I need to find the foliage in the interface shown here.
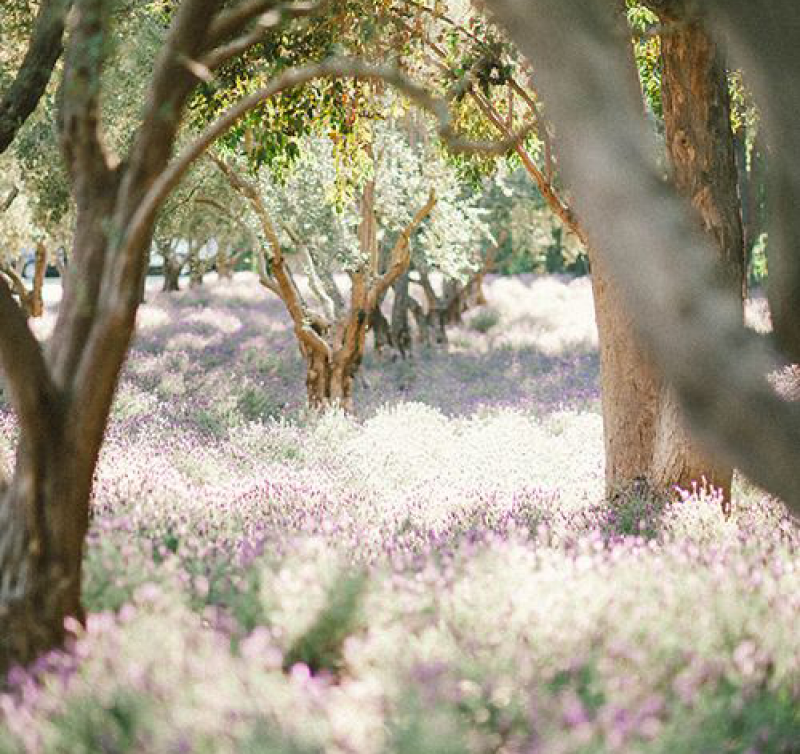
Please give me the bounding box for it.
[480,166,586,275]
[749,232,769,287]
[467,305,500,333]
[241,121,490,286]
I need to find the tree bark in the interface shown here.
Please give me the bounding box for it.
[369,306,393,353]
[0,0,270,675]
[649,7,745,502]
[588,251,661,494]
[163,258,182,291]
[28,242,48,317]
[305,345,359,411]
[390,270,412,357]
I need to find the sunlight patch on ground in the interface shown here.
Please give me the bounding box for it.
[470,274,598,355]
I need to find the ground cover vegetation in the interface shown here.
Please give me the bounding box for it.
[1,276,798,753]
[0,0,798,750]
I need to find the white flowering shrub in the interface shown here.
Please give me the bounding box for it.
[0,276,797,754]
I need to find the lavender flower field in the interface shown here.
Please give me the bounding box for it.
[1,275,797,753]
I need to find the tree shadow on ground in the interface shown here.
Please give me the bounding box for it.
[357,344,600,419]
[104,278,604,430]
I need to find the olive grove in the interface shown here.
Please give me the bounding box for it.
[0,0,517,673]
[2,0,798,684]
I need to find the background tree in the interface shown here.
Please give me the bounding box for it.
[213,127,455,409]
[644,0,745,503]
[153,160,250,291]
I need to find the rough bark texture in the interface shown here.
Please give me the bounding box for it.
[1,0,282,675]
[485,0,800,514]
[650,9,746,502]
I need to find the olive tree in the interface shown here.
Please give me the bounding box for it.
[0,0,339,675]
[213,126,482,408]
[0,0,520,672]
[483,0,800,515]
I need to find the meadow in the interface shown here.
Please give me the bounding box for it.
[0,274,797,753]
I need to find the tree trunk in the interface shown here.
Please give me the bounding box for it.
[216,245,235,279]
[0,435,89,674]
[390,271,412,357]
[408,296,431,347]
[189,261,204,288]
[305,351,355,411]
[442,278,463,326]
[163,258,182,292]
[369,307,393,353]
[651,10,746,503]
[28,243,48,317]
[588,251,661,495]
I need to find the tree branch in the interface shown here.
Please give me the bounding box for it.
[119,56,531,272]
[210,154,330,358]
[0,0,71,155]
[57,0,113,192]
[1,186,20,214]
[0,278,60,442]
[368,189,436,308]
[206,0,277,46]
[201,1,323,71]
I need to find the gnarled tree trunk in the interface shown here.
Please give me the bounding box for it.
[1,0,295,676]
[649,5,746,503]
[305,347,362,411]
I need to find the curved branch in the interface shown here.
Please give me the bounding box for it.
[368,189,436,308]
[210,154,330,358]
[0,0,71,155]
[202,1,324,70]
[119,56,530,271]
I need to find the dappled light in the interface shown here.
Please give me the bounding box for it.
[1,0,798,751]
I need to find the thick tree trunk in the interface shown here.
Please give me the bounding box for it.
[588,251,661,494]
[0,436,90,674]
[652,11,745,503]
[305,351,355,411]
